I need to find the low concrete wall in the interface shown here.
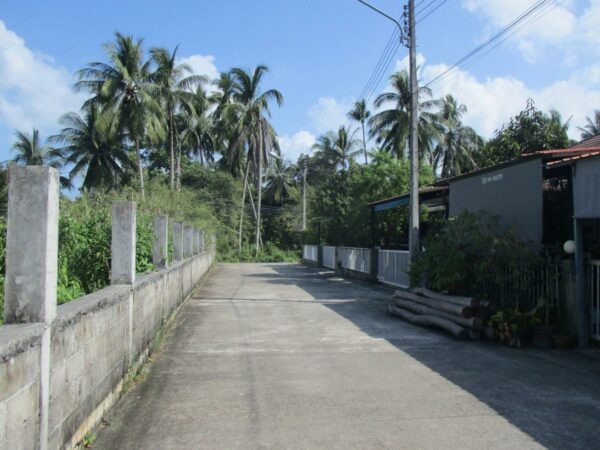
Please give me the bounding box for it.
[0,324,44,449]
[0,250,214,450]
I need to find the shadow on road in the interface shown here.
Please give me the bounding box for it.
[261,263,600,450]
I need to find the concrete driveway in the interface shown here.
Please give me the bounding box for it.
[94,263,600,449]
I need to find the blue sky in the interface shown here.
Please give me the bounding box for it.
[1,0,599,164]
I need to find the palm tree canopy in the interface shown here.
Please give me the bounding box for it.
[11,128,63,167]
[226,65,284,177]
[369,69,440,159]
[578,109,600,140]
[433,95,482,178]
[51,105,130,190]
[348,99,371,123]
[312,127,360,171]
[265,159,297,205]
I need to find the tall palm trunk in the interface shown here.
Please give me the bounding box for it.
[255,124,263,256]
[246,182,264,247]
[361,120,368,164]
[134,137,145,200]
[238,158,251,251]
[169,108,175,190]
[175,146,182,192]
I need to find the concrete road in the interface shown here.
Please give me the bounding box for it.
[95,263,600,450]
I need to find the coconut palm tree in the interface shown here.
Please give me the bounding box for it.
[51,106,130,190]
[369,69,439,160]
[432,95,481,178]
[76,32,160,199]
[11,128,63,166]
[186,85,215,165]
[228,65,283,254]
[347,100,371,164]
[578,110,600,140]
[312,127,360,171]
[150,46,207,190]
[265,159,297,205]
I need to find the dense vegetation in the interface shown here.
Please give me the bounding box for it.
[1,30,599,324]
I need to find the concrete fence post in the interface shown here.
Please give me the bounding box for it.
[173,221,184,261]
[370,247,379,283]
[152,215,168,268]
[111,201,136,285]
[184,225,194,258]
[199,229,205,252]
[4,166,59,450]
[193,227,200,255]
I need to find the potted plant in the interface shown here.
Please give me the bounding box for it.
[489,308,538,348]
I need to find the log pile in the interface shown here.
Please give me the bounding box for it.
[387,287,494,340]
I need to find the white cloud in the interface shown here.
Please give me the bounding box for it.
[178,54,219,81]
[0,20,82,135]
[421,59,600,139]
[278,130,316,162]
[307,96,354,134]
[461,0,600,64]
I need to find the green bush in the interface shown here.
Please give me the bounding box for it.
[410,211,540,298]
[219,242,300,263]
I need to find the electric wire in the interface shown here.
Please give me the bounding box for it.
[417,0,449,23]
[424,0,552,88]
[436,0,568,89]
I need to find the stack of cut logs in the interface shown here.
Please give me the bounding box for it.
[387,287,494,340]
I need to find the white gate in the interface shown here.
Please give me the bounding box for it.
[337,247,370,274]
[303,245,318,262]
[323,246,336,269]
[378,250,410,288]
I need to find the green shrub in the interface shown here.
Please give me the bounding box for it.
[410,211,541,298]
[219,241,300,263]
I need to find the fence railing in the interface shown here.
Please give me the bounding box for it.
[323,246,336,269]
[303,245,318,262]
[589,260,600,342]
[378,250,410,288]
[472,262,560,311]
[338,247,371,274]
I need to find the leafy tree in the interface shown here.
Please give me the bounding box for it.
[578,109,600,140]
[478,100,571,167]
[76,32,162,199]
[52,105,131,190]
[228,65,283,253]
[369,69,440,160]
[347,99,371,164]
[150,46,206,190]
[432,95,482,178]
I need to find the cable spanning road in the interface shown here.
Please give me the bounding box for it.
[95,263,600,449]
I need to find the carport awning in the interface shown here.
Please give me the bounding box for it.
[368,186,449,213]
[373,198,408,212]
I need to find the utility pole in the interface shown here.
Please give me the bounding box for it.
[407,0,420,263]
[358,0,420,266]
[302,165,307,231]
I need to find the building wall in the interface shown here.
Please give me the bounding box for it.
[449,158,543,244]
[574,156,600,219]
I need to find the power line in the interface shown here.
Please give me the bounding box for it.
[415,0,438,17]
[436,0,567,88]
[417,0,449,23]
[424,0,552,89]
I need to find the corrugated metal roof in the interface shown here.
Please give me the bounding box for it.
[571,135,600,149]
[546,151,600,168]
